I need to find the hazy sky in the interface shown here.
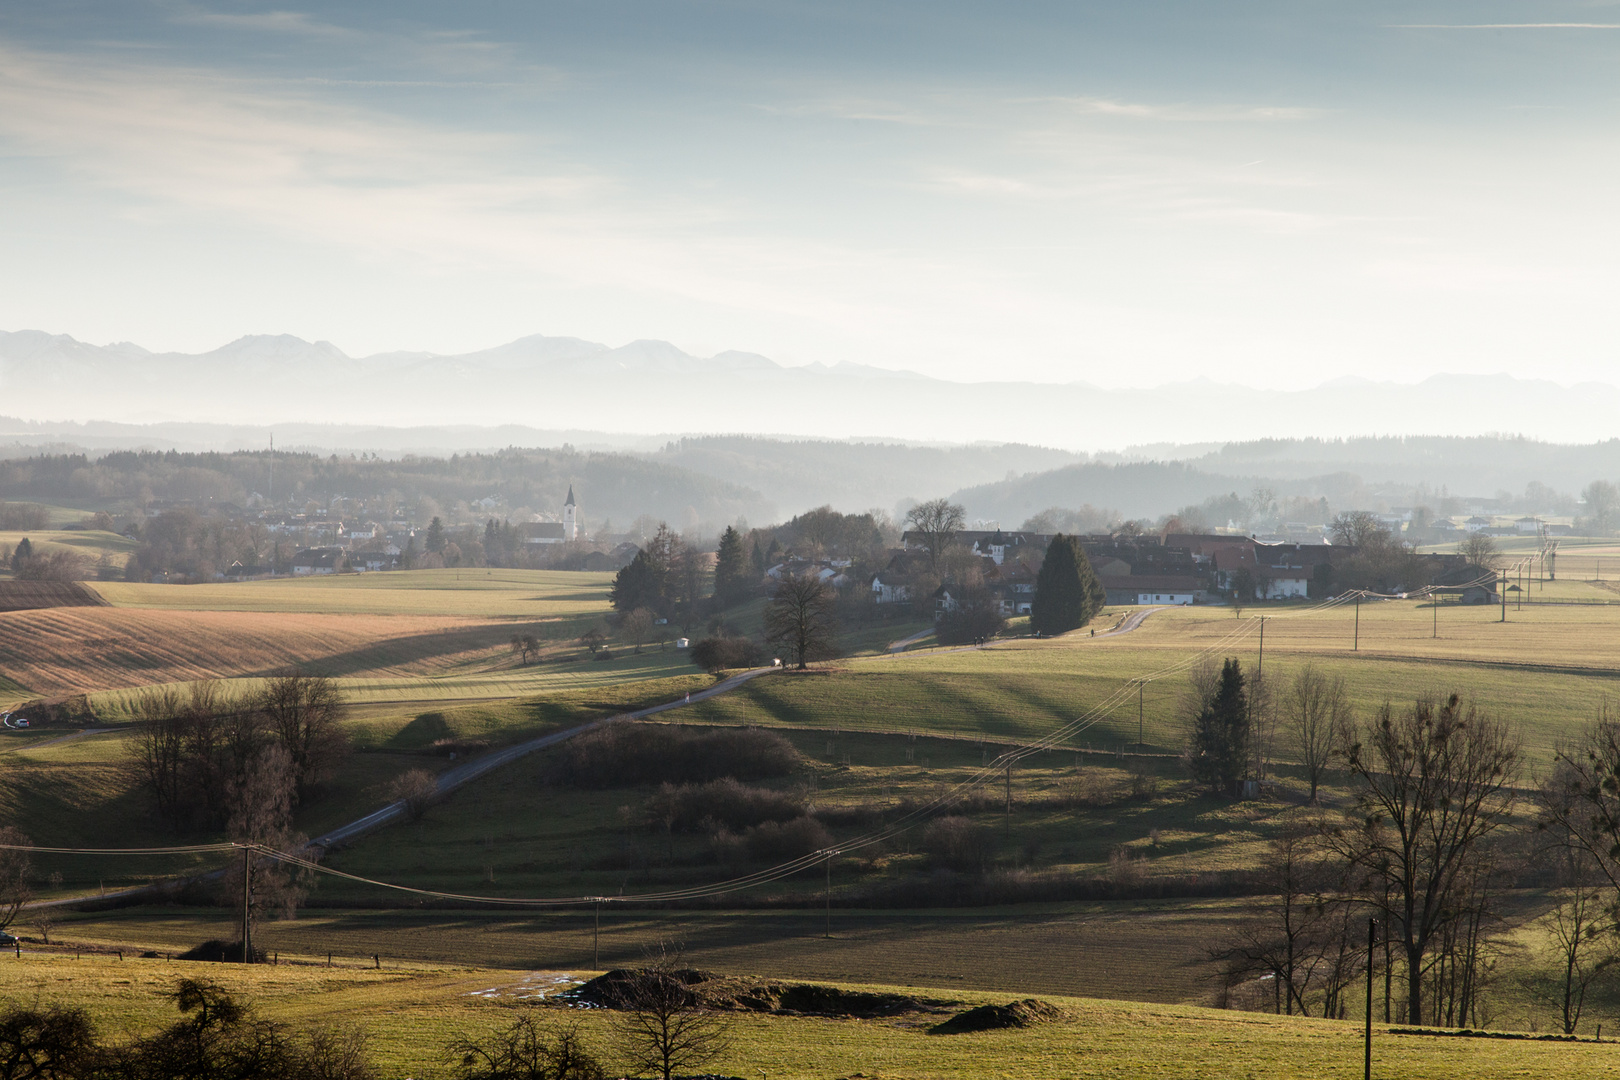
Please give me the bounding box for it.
[2,2,1618,388]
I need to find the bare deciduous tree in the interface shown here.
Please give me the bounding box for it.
[446,1015,604,1080]
[1286,665,1350,802]
[1328,693,1518,1025]
[610,946,732,1080]
[257,671,349,794]
[0,827,33,932]
[388,768,439,822]
[903,498,966,575]
[764,571,840,669]
[1460,532,1500,570]
[621,608,656,655]
[223,744,309,939]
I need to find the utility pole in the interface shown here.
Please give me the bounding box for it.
[1256,617,1265,682]
[593,899,601,968]
[240,846,252,965]
[1353,596,1360,652]
[1432,593,1437,639]
[1137,681,1144,749]
[1364,918,1375,1080]
[824,852,835,938]
[1500,571,1507,623]
[1004,759,1013,835]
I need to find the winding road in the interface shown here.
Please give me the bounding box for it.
[29,604,1175,909]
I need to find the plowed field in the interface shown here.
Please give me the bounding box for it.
[0,607,510,696]
[0,580,108,612]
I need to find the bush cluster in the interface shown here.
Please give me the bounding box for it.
[643,777,804,832]
[712,815,832,862]
[688,635,766,673]
[549,722,801,788]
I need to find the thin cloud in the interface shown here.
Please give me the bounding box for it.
[168,5,355,36]
[1389,23,1620,29]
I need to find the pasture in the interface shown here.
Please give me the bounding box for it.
[0,953,1615,1079]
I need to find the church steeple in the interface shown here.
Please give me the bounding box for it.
[563,485,578,540]
[565,485,576,507]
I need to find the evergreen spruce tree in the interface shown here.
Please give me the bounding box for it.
[610,550,659,614]
[1190,658,1250,798]
[713,526,749,608]
[1030,534,1105,635]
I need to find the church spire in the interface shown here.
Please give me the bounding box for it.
[565,485,576,507]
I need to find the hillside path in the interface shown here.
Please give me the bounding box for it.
[311,664,778,849]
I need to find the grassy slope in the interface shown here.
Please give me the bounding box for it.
[2,955,1613,1079]
[685,600,1620,763]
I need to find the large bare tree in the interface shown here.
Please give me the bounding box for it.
[0,827,32,933]
[1328,693,1518,1025]
[903,498,966,575]
[1285,665,1350,803]
[257,671,349,794]
[764,571,839,669]
[610,946,732,1080]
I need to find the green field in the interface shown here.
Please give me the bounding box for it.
[1,953,1615,1079]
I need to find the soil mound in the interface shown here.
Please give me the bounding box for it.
[930,998,1064,1034]
[569,968,717,1008]
[176,939,266,964]
[568,970,948,1019]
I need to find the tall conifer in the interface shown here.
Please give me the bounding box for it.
[1031,534,1104,635]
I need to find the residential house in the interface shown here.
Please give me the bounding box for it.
[518,522,567,545]
[291,548,344,575]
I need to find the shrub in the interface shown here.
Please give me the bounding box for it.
[689,636,766,674]
[921,815,991,872]
[743,815,832,861]
[388,768,439,822]
[934,589,1007,646]
[445,1015,603,1080]
[643,778,804,832]
[550,723,802,788]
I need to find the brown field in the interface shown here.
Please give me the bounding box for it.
[0,580,108,612]
[0,607,512,696]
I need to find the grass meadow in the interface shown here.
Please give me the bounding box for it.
[1,952,1617,1079]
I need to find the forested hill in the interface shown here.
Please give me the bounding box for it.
[1133,436,1620,494]
[0,449,771,530]
[653,437,1083,516]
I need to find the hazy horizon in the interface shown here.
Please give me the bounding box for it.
[3,3,1619,401]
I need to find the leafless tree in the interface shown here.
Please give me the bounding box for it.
[1326,693,1518,1025]
[764,571,840,669]
[223,744,309,936]
[1330,510,1389,548]
[128,686,187,824]
[1286,665,1350,802]
[1212,821,1357,1017]
[388,768,439,822]
[610,945,732,1080]
[1460,533,1500,570]
[621,608,656,655]
[0,827,32,932]
[446,1014,604,1080]
[1539,709,1620,902]
[257,671,349,794]
[903,498,966,575]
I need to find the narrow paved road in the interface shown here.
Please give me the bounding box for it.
[29,605,1180,910]
[311,664,778,849]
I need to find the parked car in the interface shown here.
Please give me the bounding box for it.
[12,719,28,728]
[0,933,18,946]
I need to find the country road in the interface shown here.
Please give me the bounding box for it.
[27,604,1177,911]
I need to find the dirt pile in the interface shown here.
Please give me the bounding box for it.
[930,998,1064,1034]
[568,970,950,1019]
[568,968,717,1008]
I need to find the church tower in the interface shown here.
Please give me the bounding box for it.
[563,485,578,541]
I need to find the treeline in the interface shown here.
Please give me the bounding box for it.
[127,674,348,834]
[1190,657,1620,1034]
[0,448,767,529]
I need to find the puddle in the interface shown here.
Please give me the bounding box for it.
[464,972,584,1001]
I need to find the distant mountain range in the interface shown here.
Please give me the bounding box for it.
[5,329,1620,450]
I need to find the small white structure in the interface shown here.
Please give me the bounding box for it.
[675,637,690,649]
